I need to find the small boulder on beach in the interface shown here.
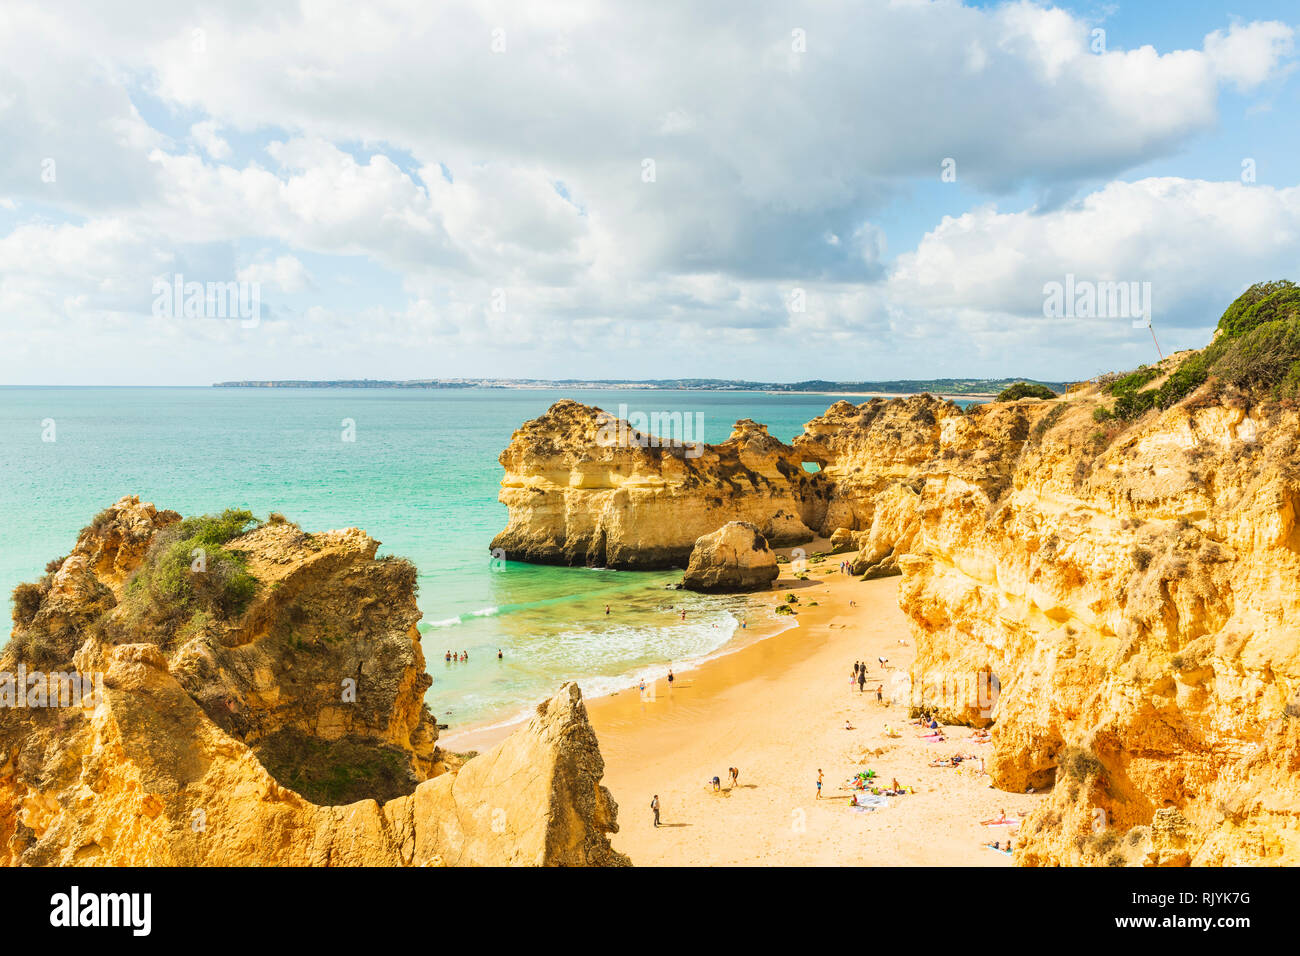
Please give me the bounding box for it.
[681,521,780,593]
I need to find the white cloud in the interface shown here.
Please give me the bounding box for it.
[190,120,232,161]
[237,255,312,293]
[888,178,1300,330]
[0,1,1297,384]
[1205,20,1296,91]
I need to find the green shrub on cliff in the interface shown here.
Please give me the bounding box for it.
[121,509,261,634]
[1213,316,1300,394]
[1155,352,1211,409]
[1103,366,1159,397]
[1150,280,1300,410]
[995,381,1057,402]
[178,508,258,547]
[1216,279,1300,339]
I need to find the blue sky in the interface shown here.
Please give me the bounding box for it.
[1,0,1298,384]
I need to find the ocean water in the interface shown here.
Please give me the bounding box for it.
[0,387,968,731]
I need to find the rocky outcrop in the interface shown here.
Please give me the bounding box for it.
[492,350,1300,865]
[490,400,824,569]
[681,521,779,593]
[901,389,1300,866]
[1,498,627,866]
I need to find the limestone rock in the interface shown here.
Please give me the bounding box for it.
[491,354,1300,865]
[1,499,626,867]
[490,400,819,569]
[829,528,856,554]
[681,522,779,593]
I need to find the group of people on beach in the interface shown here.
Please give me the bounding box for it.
[444,649,505,662]
[653,767,741,826]
[849,661,883,700]
[708,767,740,792]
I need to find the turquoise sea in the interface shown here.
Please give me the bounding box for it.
[0,387,970,733]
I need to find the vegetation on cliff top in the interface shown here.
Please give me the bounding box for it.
[995,381,1057,402]
[1093,280,1300,422]
[118,508,261,637]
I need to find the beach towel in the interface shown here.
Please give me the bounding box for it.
[849,794,888,810]
[984,844,1012,855]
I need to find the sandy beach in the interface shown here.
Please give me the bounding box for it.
[443,551,1041,866]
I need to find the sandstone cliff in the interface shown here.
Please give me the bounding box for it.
[491,290,1300,864]
[900,383,1300,866]
[490,399,825,568]
[2,498,627,866]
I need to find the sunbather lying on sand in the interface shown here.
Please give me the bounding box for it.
[980,809,1021,826]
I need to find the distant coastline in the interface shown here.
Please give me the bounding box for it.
[212,376,1068,397]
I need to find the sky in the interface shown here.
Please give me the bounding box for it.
[1,0,1298,385]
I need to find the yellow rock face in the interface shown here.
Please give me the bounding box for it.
[491,400,823,568]
[495,384,1300,865]
[896,390,1300,865]
[1,498,627,867]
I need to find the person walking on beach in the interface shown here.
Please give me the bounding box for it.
[816,769,823,799]
[651,794,660,828]
[667,667,675,688]
[857,669,867,693]
[729,767,739,788]
[876,684,883,704]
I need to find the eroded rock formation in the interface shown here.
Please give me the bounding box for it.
[493,361,1300,865]
[490,400,825,568]
[681,521,779,593]
[1,497,627,866]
